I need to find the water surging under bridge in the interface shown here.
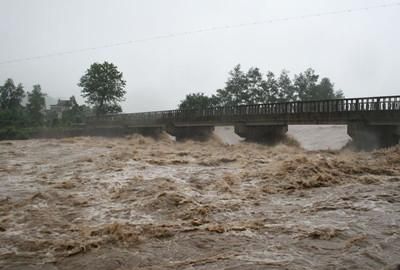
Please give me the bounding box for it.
[88,95,400,149]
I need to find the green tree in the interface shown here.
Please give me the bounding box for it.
[277,70,295,102]
[246,67,265,104]
[179,92,217,110]
[78,61,126,116]
[216,64,249,106]
[294,69,344,100]
[312,78,344,100]
[0,78,27,129]
[0,78,25,111]
[293,68,319,101]
[178,65,345,110]
[334,89,345,99]
[264,71,279,102]
[27,85,46,126]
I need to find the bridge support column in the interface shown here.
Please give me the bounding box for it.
[166,125,214,141]
[234,123,288,144]
[347,123,400,150]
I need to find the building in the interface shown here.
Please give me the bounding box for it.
[48,99,72,119]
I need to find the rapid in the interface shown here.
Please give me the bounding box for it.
[0,126,399,269]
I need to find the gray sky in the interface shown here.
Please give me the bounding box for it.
[0,0,399,112]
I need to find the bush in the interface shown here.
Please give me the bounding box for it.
[0,126,31,140]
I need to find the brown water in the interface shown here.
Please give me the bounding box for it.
[0,134,399,270]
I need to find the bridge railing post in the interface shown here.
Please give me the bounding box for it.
[359,98,363,111]
[395,97,400,111]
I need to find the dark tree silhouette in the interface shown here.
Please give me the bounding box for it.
[0,78,25,111]
[79,61,126,116]
[27,85,46,126]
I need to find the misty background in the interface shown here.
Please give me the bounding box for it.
[0,0,399,112]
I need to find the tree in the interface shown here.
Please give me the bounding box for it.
[293,68,319,101]
[27,85,46,126]
[277,70,295,102]
[313,78,344,100]
[246,67,265,104]
[0,79,27,128]
[179,92,217,110]
[178,65,345,110]
[294,69,344,101]
[334,89,345,99]
[78,61,126,116]
[216,64,249,106]
[264,71,279,102]
[0,78,25,111]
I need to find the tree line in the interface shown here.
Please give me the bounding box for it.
[0,79,93,125]
[0,79,46,127]
[1,61,345,139]
[179,65,344,110]
[0,61,126,138]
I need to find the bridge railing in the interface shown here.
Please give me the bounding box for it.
[87,95,400,124]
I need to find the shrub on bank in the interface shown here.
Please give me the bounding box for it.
[0,127,32,140]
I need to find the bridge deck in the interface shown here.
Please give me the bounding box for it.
[89,95,400,126]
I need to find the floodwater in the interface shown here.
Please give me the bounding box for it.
[0,127,399,270]
[214,125,350,150]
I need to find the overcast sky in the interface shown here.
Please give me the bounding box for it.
[0,0,399,112]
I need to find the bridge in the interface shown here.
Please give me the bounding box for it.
[88,95,400,149]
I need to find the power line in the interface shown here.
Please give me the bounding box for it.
[1,2,399,65]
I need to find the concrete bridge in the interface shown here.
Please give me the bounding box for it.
[88,95,400,149]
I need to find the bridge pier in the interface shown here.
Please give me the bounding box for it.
[166,125,214,141]
[234,123,288,144]
[347,123,400,150]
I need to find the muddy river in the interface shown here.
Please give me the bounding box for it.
[0,132,399,269]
